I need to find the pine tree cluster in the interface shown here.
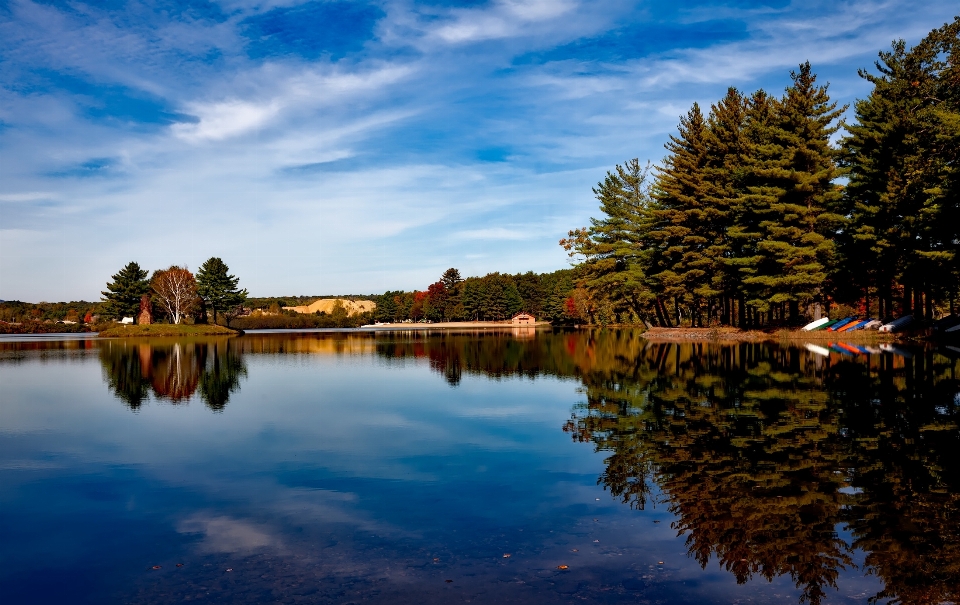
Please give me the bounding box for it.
[564,19,960,327]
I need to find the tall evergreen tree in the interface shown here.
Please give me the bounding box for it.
[651,91,748,326]
[726,90,780,324]
[560,159,659,324]
[704,89,750,325]
[196,257,248,325]
[842,18,960,319]
[650,103,711,325]
[738,64,845,323]
[100,261,150,321]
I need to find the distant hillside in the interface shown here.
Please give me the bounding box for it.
[283,299,375,316]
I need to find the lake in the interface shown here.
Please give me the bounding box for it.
[1,330,958,604]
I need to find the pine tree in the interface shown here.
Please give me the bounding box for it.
[839,43,910,319]
[196,257,248,325]
[652,92,747,326]
[101,261,150,321]
[726,90,781,324]
[441,268,463,290]
[704,89,749,325]
[840,17,960,319]
[650,103,710,324]
[560,159,659,324]
[737,65,845,324]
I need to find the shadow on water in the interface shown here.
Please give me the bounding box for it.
[98,338,247,411]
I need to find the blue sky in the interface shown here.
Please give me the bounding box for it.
[0,0,956,300]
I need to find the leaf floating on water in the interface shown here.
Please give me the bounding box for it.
[151,565,161,570]
[557,565,569,570]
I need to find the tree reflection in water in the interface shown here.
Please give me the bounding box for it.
[369,330,960,605]
[92,329,960,602]
[99,338,246,411]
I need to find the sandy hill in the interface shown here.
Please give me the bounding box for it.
[283,299,376,316]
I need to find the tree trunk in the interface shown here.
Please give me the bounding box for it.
[654,298,668,327]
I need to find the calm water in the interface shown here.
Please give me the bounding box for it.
[1,330,959,605]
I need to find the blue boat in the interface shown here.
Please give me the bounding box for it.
[827,317,856,331]
[880,315,915,333]
[843,319,872,332]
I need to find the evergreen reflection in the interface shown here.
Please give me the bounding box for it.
[99,339,246,410]
[366,331,960,604]
[560,339,960,605]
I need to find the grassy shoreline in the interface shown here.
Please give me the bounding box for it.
[97,324,238,338]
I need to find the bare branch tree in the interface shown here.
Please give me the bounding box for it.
[151,266,198,325]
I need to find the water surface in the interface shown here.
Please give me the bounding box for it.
[1,330,958,604]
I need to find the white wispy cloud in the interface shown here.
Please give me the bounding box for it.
[172,64,414,142]
[431,0,579,43]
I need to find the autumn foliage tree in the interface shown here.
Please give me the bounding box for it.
[151,266,198,324]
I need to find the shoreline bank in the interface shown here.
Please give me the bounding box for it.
[359,321,552,330]
[638,326,910,343]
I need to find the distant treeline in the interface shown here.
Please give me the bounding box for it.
[373,268,581,324]
[563,19,960,328]
[0,300,101,331]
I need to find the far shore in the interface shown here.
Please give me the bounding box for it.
[360,321,551,330]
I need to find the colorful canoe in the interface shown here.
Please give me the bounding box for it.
[811,319,840,331]
[802,317,831,331]
[840,319,873,332]
[827,317,856,331]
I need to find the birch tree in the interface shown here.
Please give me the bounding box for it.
[151,266,198,325]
